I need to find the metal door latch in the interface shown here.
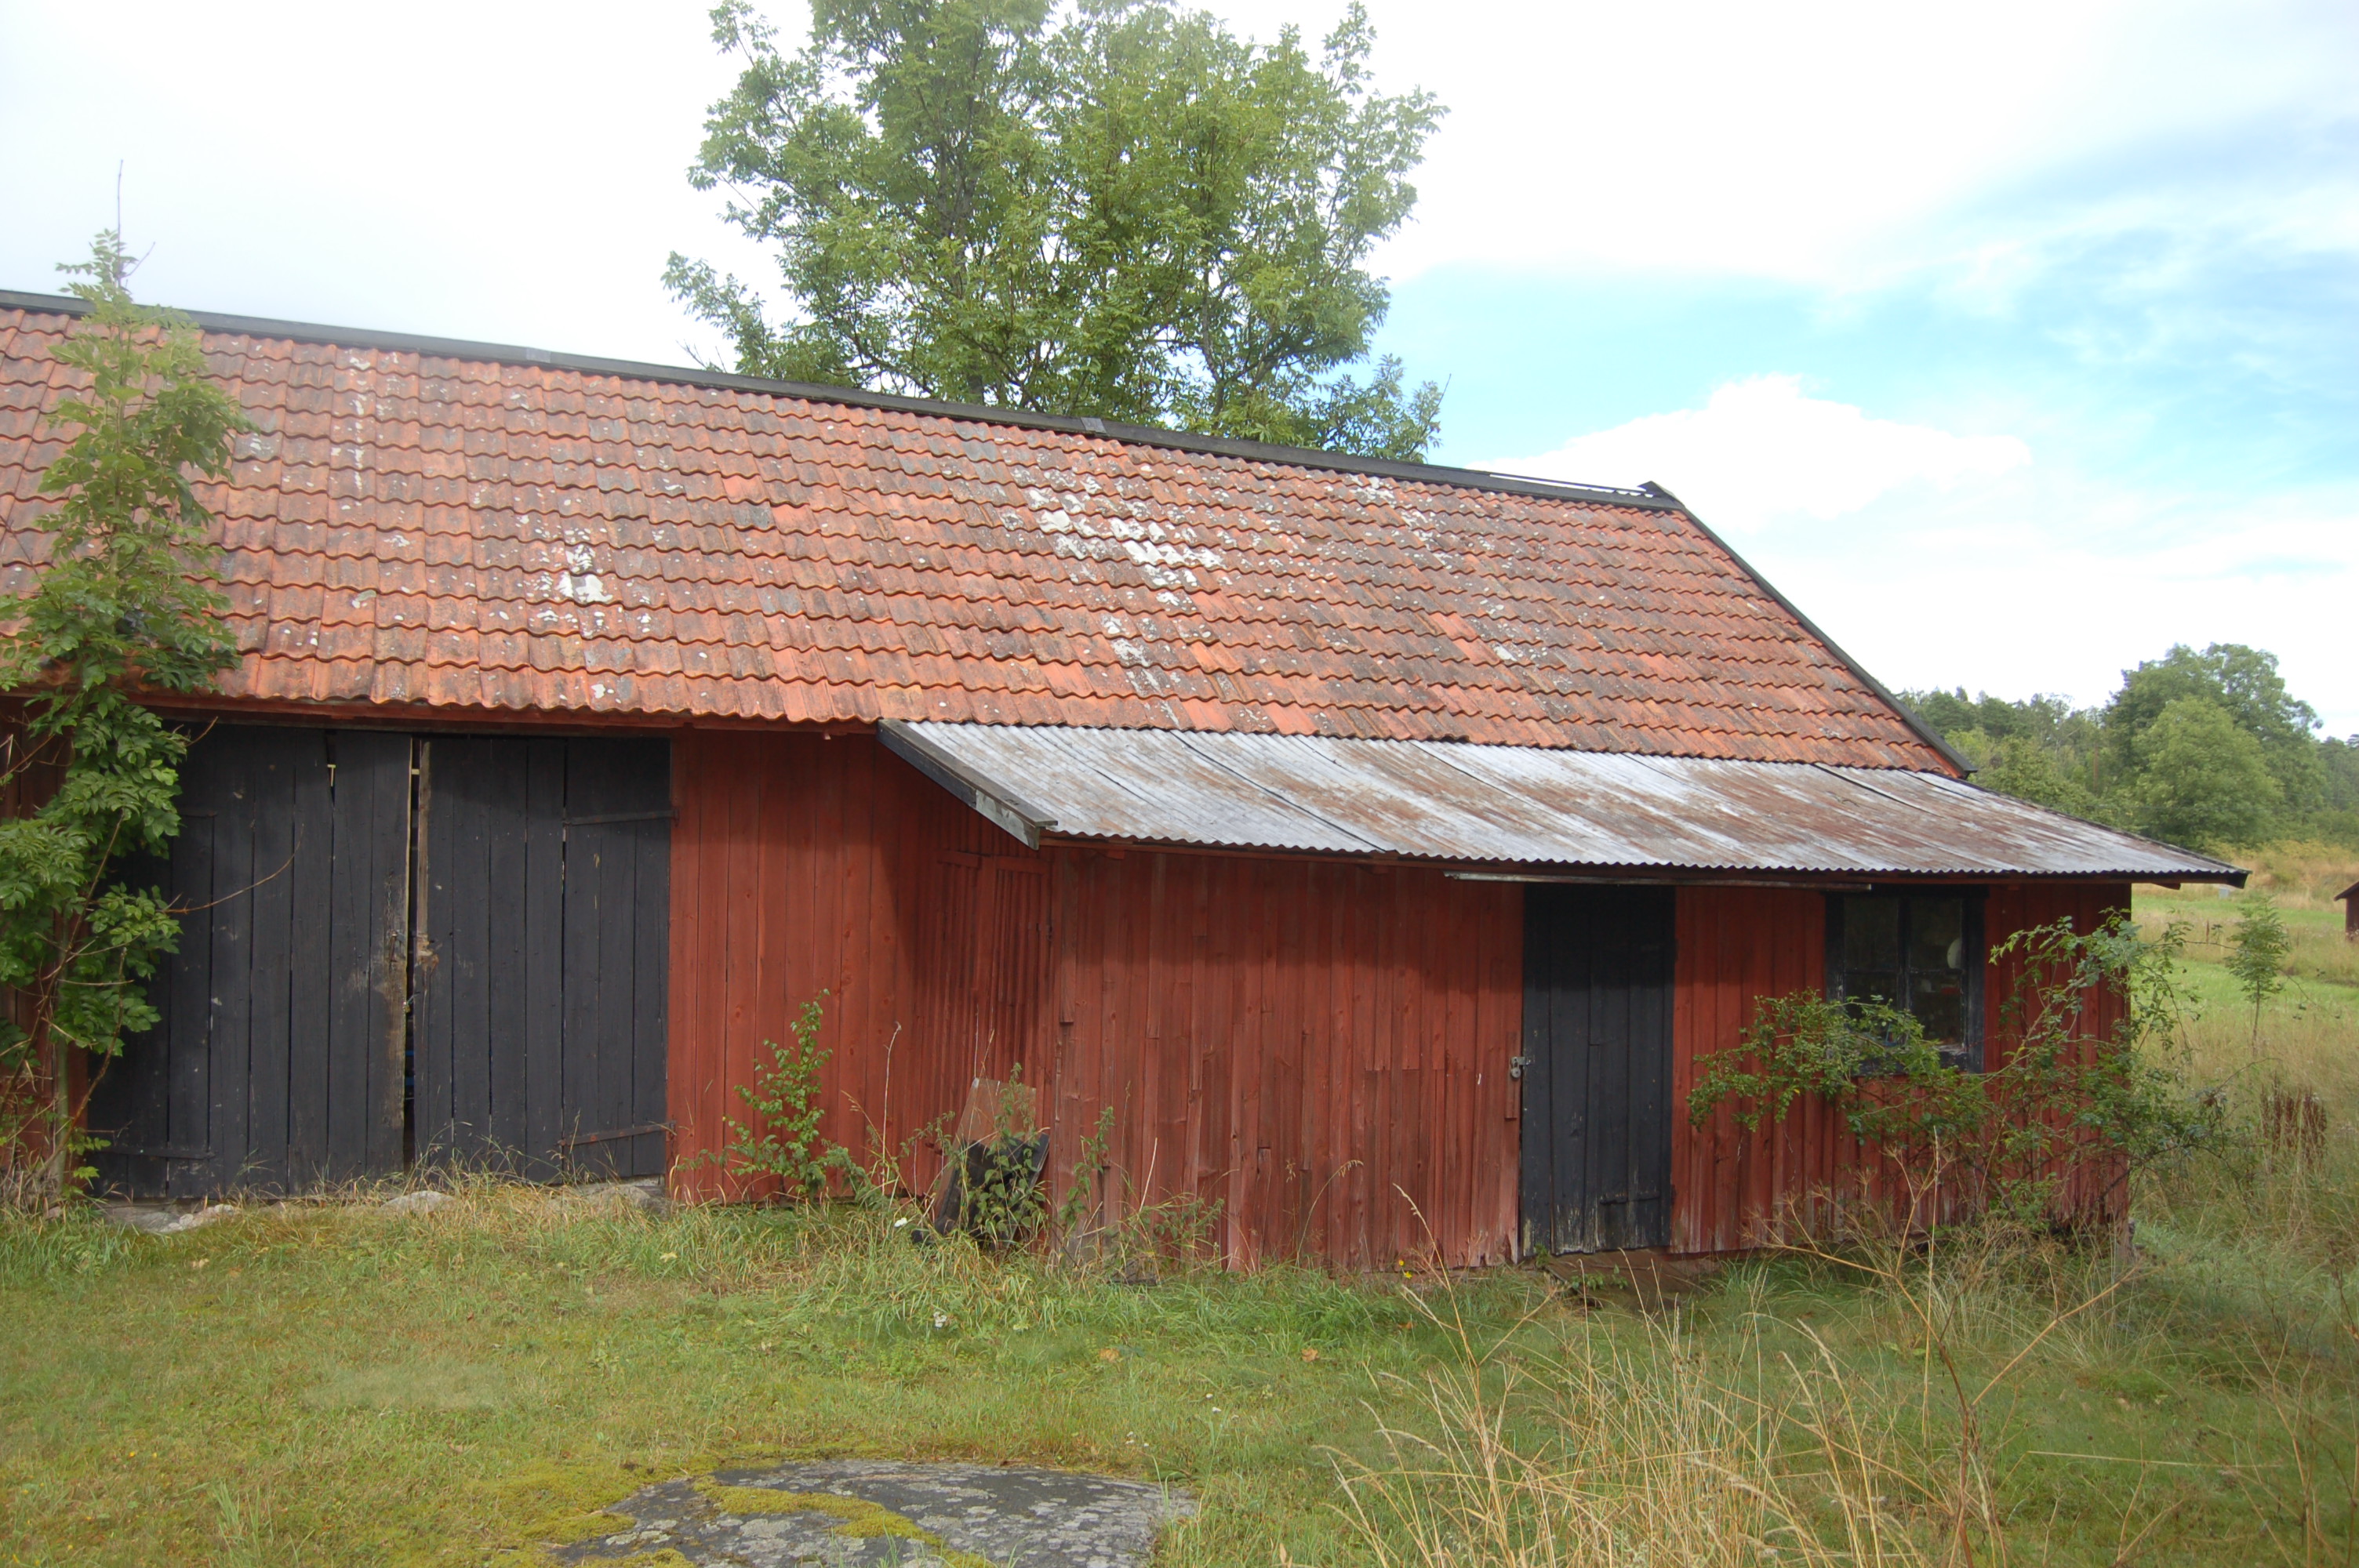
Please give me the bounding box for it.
[1509,1054,1532,1080]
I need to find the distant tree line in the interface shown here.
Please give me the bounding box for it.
[1903,644,2359,853]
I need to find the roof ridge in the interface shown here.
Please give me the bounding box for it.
[0,288,1674,514]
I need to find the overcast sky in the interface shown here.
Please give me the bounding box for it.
[4,1,2353,731]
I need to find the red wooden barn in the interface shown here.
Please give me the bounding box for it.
[0,292,2242,1265]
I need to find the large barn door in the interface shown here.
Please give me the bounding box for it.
[88,727,413,1198]
[1519,885,1675,1254]
[411,736,670,1179]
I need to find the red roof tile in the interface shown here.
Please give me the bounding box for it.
[0,303,1954,771]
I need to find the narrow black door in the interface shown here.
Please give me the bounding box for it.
[1519,885,1675,1254]
[89,727,413,1198]
[411,736,670,1179]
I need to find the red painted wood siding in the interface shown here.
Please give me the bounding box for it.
[1044,850,1522,1269]
[672,731,2132,1263]
[668,729,1027,1201]
[668,731,1523,1265]
[1670,881,2131,1253]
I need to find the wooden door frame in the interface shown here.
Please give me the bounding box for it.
[1518,884,1677,1256]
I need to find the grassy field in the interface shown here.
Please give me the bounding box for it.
[2,867,2354,1566]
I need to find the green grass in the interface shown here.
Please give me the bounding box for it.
[0,1194,1510,1566]
[3,1178,2352,1566]
[0,877,2350,1566]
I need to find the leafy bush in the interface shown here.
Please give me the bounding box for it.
[714,995,838,1200]
[1689,915,2224,1228]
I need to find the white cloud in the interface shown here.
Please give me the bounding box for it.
[1481,381,2359,731]
[1771,475,2359,735]
[1482,376,2030,533]
[1226,0,2358,289]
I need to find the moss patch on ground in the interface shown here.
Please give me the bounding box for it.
[689,1480,990,1566]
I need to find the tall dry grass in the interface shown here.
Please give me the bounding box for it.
[1335,937,2359,1568]
[1333,1310,1941,1568]
[2234,843,2359,912]
[1329,1200,2156,1568]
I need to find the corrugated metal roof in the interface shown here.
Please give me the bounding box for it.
[883,721,2244,883]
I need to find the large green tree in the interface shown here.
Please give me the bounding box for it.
[665,0,1445,459]
[2125,695,2281,851]
[2102,643,2324,816]
[1901,687,2104,815]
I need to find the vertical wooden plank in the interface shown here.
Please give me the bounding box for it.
[1518,885,1551,1252]
[1268,859,1307,1261]
[411,737,450,1160]
[1189,853,1226,1227]
[239,731,300,1190]
[706,732,755,1192]
[551,736,670,1178]
[362,732,413,1179]
[87,729,227,1199]
[518,739,565,1178]
[154,812,217,1191]
[592,829,638,1164]
[470,742,526,1165]
[559,742,605,1165]
[1483,879,1522,1261]
[180,735,237,1198]
[1234,856,1275,1265]
[667,730,721,1194]
[318,731,407,1181]
[629,798,671,1181]
[282,732,333,1183]
[452,739,498,1158]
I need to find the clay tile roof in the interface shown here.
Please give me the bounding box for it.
[0,295,1957,772]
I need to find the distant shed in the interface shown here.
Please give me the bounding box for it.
[2341,880,2359,939]
[0,289,2248,1265]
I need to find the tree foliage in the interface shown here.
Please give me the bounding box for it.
[2103,643,2325,814]
[2223,895,2290,1055]
[665,0,1445,459]
[1905,641,2359,851]
[2126,695,2280,851]
[0,234,242,1196]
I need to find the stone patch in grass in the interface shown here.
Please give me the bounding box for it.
[552,1459,1191,1567]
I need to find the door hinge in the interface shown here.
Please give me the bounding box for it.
[1509,1054,1533,1080]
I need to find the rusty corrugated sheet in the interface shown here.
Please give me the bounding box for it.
[887,722,2241,883]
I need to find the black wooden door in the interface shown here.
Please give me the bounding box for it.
[89,727,413,1198]
[411,736,670,1179]
[1519,885,1675,1254]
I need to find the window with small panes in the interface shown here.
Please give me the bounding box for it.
[1825,892,1985,1069]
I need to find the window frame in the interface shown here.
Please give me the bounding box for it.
[1823,887,1988,1070]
